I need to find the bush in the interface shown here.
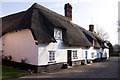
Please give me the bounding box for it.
[2,59,37,72]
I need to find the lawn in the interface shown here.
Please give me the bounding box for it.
[2,65,26,79]
[110,56,119,57]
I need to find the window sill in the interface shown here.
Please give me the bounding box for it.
[73,57,78,59]
[48,61,56,63]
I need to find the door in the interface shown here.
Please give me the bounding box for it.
[85,51,87,63]
[67,50,72,66]
[100,52,103,60]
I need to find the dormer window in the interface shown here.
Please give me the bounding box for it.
[54,28,62,40]
[55,30,60,39]
[93,39,97,46]
[104,42,108,47]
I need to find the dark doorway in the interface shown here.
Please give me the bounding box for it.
[100,52,103,60]
[67,50,72,66]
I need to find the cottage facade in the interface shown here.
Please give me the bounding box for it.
[1,3,109,72]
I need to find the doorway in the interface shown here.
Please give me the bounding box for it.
[85,51,88,63]
[67,50,72,66]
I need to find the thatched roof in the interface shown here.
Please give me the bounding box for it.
[78,25,100,48]
[91,32,106,48]
[2,3,104,48]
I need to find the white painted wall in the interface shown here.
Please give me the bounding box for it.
[2,27,108,66]
[96,48,109,58]
[96,48,103,58]
[38,28,88,65]
[38,40,99,66]
[103,48,109,58]
[38,41,67,65]
[2,29,38,65]
[88,47,97,60]
[37,28,101,65]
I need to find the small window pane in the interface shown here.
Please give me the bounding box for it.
[49,51,55,62]
[73,51,77,59]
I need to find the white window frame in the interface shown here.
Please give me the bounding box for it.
[93,39,97,46]
[48,51,55,62]
[54,28,62,41]
[55,30,61,40]
[73,50,78,59]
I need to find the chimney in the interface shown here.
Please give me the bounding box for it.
[89,24,94,32]
[64,3,72,21]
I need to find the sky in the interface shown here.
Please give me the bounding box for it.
[0,0,119,45]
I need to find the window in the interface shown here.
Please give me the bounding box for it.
[91,52,94,58]
[82,51,84,58]
[93,40,97,46]
[55,30,61,40]
[54,28,62,40]
[97,53,99,58]
[49,51,55,62]
[73,51,78,59]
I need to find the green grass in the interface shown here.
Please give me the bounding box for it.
[110,56,119,57]
[2,65,26,79]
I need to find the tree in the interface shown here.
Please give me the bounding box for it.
[113,44,120,56]
[95,26,109,40]
[113,44,120,52]
[107,42,114,56]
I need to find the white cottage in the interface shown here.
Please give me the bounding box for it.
[1,3,109,72]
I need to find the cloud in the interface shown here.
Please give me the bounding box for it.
[50,3,64,8]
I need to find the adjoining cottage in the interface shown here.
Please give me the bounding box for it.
[1,3,109,72]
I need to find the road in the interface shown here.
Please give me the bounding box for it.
[4,57,119,80]
[20,57,119,78]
